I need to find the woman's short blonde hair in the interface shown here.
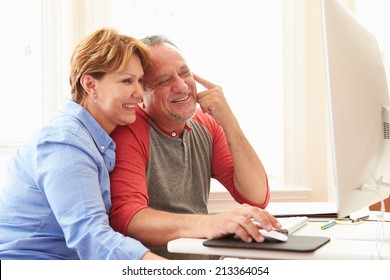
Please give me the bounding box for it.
[69,28,150,103]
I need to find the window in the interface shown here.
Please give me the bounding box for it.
[5,1,389,206]
[0,0,74,187]
[353,0,390,85]
[0,0,303,200]
[0,0,43,144]
[0,0,43,143]
[0,0,44,185]
[108,0,286,191]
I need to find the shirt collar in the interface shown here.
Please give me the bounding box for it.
[59,99,115,153]
[136,106,192,138]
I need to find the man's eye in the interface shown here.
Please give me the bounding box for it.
[158,79,171,86]
[180,70,190,77]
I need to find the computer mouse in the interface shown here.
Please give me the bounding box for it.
[259,230,288,242]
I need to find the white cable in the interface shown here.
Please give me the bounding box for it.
[369,177,385,260]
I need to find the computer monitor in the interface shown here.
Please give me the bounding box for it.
[321,0,390,218]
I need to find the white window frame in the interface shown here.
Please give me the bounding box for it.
[0,0,77,186]
[1,1,316,207]
[9,1,378,211]
[209,0,317,212]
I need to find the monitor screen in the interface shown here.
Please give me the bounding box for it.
[321,0,390,217]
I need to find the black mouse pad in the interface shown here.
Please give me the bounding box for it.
[203,235,330,252]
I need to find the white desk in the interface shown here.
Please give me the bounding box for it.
[168,216,390,259]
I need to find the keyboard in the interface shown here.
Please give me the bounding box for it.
[276,216,309,235]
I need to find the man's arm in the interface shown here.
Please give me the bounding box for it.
[127,204,280,247]
[194,74,269,205]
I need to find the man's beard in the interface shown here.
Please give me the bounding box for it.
[168,106,196,123]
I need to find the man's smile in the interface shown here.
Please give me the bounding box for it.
[170,94,191,104]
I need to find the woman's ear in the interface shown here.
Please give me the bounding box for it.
[79,74,96,99]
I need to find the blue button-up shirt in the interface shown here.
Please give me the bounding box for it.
[0,99,148,259]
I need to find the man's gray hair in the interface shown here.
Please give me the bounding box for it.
[141,35,178,48]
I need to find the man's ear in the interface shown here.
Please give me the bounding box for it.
[80,74,96,98]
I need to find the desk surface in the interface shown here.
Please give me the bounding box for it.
[168,217,390,259]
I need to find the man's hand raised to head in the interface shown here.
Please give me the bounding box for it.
[194,73,235,128]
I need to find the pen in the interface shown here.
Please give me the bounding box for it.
[321,219,336,230]
[350,215,369,223]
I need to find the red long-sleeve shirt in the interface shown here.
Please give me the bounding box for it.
[109,106,270,235]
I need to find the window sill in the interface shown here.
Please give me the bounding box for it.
[207,187,312,214]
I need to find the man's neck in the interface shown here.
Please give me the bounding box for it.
[140,107,187,138]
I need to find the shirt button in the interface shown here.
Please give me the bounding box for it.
[171,132,177,137]
[100,145,105,150]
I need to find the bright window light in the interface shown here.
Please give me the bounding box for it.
[108,0,284,189]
